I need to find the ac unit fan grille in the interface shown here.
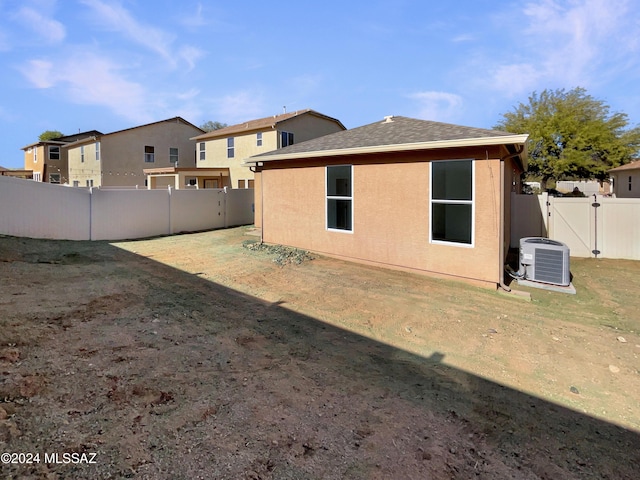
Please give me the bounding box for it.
[534,248,564,284]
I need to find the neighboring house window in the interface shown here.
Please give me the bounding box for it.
[49,173,61,184]
[430,159,474,246]
[326,165,353,232]
[256,132,263,147]
[49,146,60,160]
[227,137,235,158]
[80,146,85,163]
[199,142,205,161]
[238,179,246,188]
[280,131,294,148]
[86,179,93,187]
[73,180,79,187]
[95,142,100,161]
[33,172,41,182]
[170,147,179,164]
[144,146,155,163]
[248,179,255,188]
[34,147,38,163]
[186,177,197,186]
[629,176,632,192]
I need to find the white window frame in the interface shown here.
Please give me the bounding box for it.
[325,165,354,233]
[33,172,41,182]
[280,131,294,148]
[429,159,475,247]
[95,142,100,161]
[256,132,263,147]
[169,147,179,164]
[80,145,85,163]
[49,173,61,184]
[227,137,235,158]
[199,142,205,161]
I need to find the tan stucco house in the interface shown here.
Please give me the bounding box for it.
[21,131,102,184]
[190,109,346,189]
[65,117,204,188]
[246,116,528,289]
[609,160,640,198]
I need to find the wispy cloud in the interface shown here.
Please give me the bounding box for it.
[19,53,153,124]
[215,91,266,124]
[408,91,464,122]
[488,0,637,95]
[11,4,66,44]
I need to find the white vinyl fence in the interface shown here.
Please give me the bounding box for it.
[0,175,254,241]
[511,192,640,260]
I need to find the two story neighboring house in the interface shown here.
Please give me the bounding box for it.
[66,117,204,188]
[189,109,346,189]
[609,160,640,198]
[21,131,102,184]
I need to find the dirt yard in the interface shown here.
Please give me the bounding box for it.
[1,226,639,479]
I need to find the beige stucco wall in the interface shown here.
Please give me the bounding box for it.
[198,129,277,188]
[23,145,45,180]
[611,170,640,198]
[198,113,345,188]
[260,149,508,287]
[68,120,201,188]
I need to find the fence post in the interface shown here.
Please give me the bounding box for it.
[168,185,173,235]
[223,186,228,228]
[592,194,600,258]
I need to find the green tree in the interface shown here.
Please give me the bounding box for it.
[39,130,64,141]
[199,121,228,132]
[495,88,640,189]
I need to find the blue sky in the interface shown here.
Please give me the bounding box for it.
[1,0,639,168]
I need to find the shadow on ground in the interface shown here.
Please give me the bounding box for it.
[0,236,638,479]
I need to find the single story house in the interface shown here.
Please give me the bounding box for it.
[245,116,528,289]
[609,160,640,198]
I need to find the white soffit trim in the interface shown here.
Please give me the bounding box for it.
[243,134,529,165]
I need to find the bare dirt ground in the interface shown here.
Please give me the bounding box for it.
[1,226,639,479]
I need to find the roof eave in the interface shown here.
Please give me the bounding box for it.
[243,134,529,166]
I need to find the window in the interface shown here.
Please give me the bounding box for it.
[430,159,474,245]
[227,137,235,158]
[256,132,263,147]
[248,179,255,188]
[86,179,93,187]
[144,145,155,163]
[95,142,100,161]
[73,180,79,187]
[629,176,632,192]
[280,131,294,148]
[33,172,41,182]
[170,147,179,164]
[80,146,85,163]
[34,147,38,163]
[199,142,205,161]
[49,173,61,184]
[326,165,353,232]
[185,177,197,186]
[49,146,60,160]
[238,179,246,188]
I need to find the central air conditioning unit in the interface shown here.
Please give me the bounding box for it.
[518,237,571,287]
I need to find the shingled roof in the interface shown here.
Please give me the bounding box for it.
[192,109,345,141]
[247,116,528,164]
[608,160,640,172]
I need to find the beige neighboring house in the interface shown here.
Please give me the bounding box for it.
[609,160,640,198]
[21,131,102,184]
[66,117,204,188]
[190,109,346,189]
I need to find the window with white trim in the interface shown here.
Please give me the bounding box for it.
[49,145,60,160]
[227,137,235,158]
[326,165,353,231]
[199,142,205,161]
[95,142,100,161]
[49,173,61,184]
[430,159,474,245]
[169,147,179,163]
[80,146,85,163]
[256,132,263,147]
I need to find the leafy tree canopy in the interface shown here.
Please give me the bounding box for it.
[495,88,640,188]
[199,121,228,132]
[39,130,64,141]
